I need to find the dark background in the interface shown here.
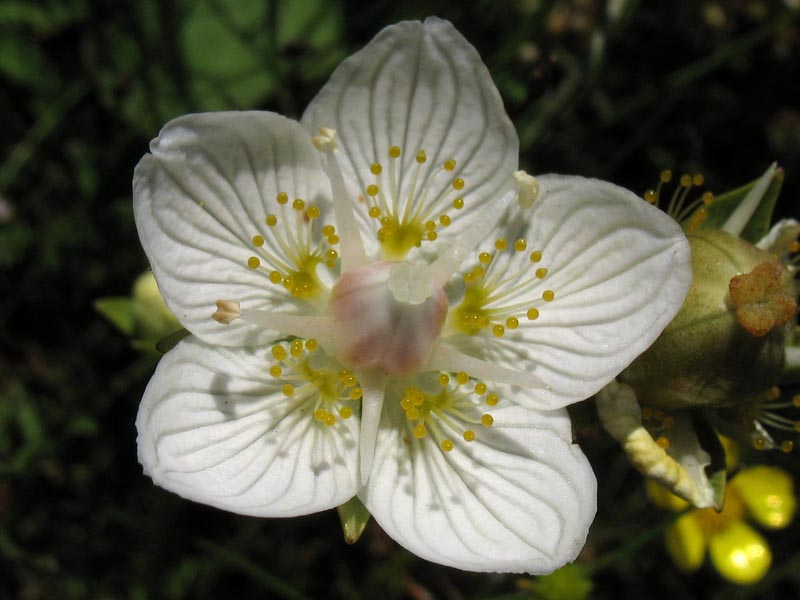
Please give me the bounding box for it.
[2,1,799,598]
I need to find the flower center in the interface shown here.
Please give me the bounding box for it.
[448,238,555,337]
[268,338,361,427]
[328,261,448,376]
[400,372,498,452]
[362,146,465,260]
[246,192,340,302]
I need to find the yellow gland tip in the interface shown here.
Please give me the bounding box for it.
[481,414,494,427]
[452,198,464,209]
[456,371,469,385]
[272,345,287,360]
[415,150,427,164]
[389,145,401,158]
[463,430,476,442]
[444,159,456,171]
[535,267,548,279]
[339,406,353,419]
[474,382,487,395]
[269,271,282,284]
[439,214,451,227]
[514,239,527,252]
[292,198,305,211]
[370,162,382,175]
[486,393,499,406]
[276,192,289,205]
[438,373,450,386]
[441,439,455,452]
[368,206,381,218]
[492,324,505,337]
[247,256,260,269]
[321,224,335,236]
[527,307,540,320]
[265,214,278,227]
[495,238,507,251]
[252,235,264,247]
[529,250,542,263]
[349,387,363,399]
[269,365,282,377]
[506,317,519,329]
[367,184,379,196]
[452,178,465,191]
[542,290,555,302]
[306,205,320,219]
[282,384,294,396]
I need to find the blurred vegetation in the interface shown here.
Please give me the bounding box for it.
[1,0,799,598]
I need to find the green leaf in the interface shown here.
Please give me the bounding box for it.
[94,297,136,336]
[336,495,371,544]
[528,563,594,600]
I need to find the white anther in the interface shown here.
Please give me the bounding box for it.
[311,127,338,153]
[514,170,540,209]
[212,299,241,324]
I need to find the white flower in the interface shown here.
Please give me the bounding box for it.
[133,18,691,573]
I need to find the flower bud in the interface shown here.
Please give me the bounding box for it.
[622,229,796,409]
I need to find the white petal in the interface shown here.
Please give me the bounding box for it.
[361,389,596,573]
[136,336,360,517]
[446,174,691,408]
[133,111,332,347]
[302,18,518,260]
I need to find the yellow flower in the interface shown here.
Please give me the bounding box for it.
[648,465,796,585]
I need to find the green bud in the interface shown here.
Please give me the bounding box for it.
[622,229,796,409]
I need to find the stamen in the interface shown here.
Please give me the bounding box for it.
[212,299,241,324]
[425,343,544,390]
[514,170,539,209]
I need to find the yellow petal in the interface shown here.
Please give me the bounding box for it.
[708,521,771,585]
[731,466,796,530]
[646,479,690,512]
[665,513,706,573]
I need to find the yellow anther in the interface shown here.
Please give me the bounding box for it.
[269,365,282,377]
[527,307,540,320]
[339,406,353,419]
[439,214,451,227]
[252,235,265,247]
[680,174,692,187]
[322,225,335,237]
[492,324,505,337]
[438,373,450,386]
[276,192,289,205]
[452,178,465,190]
[425,231,438,241]
[535,267,548,279]
[305,205,320,219]
[324,413,336,426]
[368,206,381,218]
[542,290,555,302]
[269,271,282,284]
[781,440,794,453]
[481,414,494,427]
[474,382,487,395]
[644,190,657,204]
[656,436,670,450]
[444,159,456,171]
[452,198,464,210]
[389,145,401,158]
[266,214,278,227]
[495,238,507,251]
[367,184,379,196]
[247,257,261,269]
[406,407,420,420]
[486,393,499,406]
[413,424,427,439]
[441,439,455,452]
[692,174,704,186]
[272,346,287,360]
[660,170,673,183]
[702,191,714,205]
[370,162,382,175]
[326,249,338,261]
[290,340,303,358]
[478,252,492,264]
[529,250,542,263]
[282,384,294,396]
[514,239,528,252]
[292,198,305,211]
[506,317,519,329]
[415,150,427,164]
[456,371,469,385]
[350,387,363,399]
[463,430,476,442]
[424,220,436,231]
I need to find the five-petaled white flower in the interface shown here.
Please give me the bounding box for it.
[133,18,691,573]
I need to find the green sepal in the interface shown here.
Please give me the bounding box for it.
[694,411,727,510]
[524,563,594,600]
[688,165,783,244]
[336,496,371,545]
[155,329,191,354]
[94,297,136,336]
